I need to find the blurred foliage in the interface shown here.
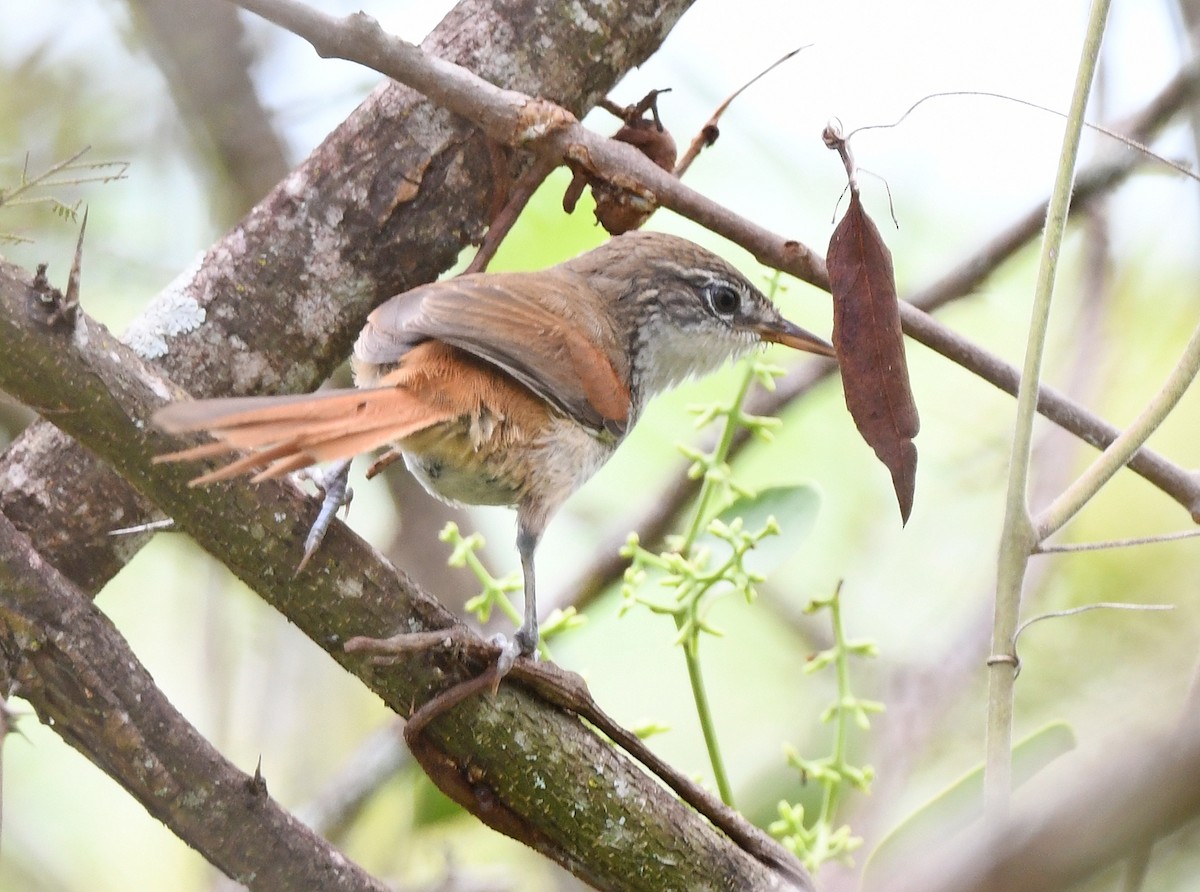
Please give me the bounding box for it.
[4,1,1200,891]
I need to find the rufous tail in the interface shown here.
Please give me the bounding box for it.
[153,384,450,485]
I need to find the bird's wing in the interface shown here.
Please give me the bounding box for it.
[357,271,631,435]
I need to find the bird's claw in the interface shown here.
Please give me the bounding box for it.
[490,633,521,680]
[295,460,352,572]
[490,628,539,683]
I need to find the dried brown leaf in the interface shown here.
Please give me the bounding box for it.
[612,119,678,172]
[828,192,919,522]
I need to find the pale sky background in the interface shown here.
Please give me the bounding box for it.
[2,3,1200,889]
[4,0,1198,291]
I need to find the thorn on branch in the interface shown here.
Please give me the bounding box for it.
[247,755,270,797]
[0,697,27,744]
[28,211,87,331]
[65,207,88,311]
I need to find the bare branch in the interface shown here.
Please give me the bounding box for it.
[0,252,809,891]
[229,0,829,289]
[0,0,700,595]
[674,48,807,178]
[0,511,389,892]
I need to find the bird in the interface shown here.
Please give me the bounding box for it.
[154,230,833,674]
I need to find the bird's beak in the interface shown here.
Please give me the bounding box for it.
[757,319,836,357]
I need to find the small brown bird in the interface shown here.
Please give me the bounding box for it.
[155,231,832,672]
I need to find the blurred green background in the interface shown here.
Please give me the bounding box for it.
[3,1,1200,890]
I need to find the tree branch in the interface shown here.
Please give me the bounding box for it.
[231,0,830,288]
[0,0,699,594]
[0,510,389,892]
[0,255,810,890]
[230,0,1200,530]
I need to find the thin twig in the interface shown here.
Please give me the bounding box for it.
[1035,316,1200,540]
[1011,601,1174,668]
[846,90,1197,183]
[0,147,129,213]
[465,155,558,273]
[674,46,809,177]
[108,518,175,536]
[1036,527,1200,553]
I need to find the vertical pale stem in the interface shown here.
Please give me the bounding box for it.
[985,0,1112,817]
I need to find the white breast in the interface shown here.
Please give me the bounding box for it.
[631,321,757,405]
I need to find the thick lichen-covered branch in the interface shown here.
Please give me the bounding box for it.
[0,248,808,892]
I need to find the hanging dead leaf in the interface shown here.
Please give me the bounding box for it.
[828,191,919,523]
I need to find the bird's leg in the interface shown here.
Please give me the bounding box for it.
[494,521,541,677]
[296,459,352,572]
[515,522,542,655]
[346,519,543,721]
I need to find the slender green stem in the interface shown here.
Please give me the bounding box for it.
[986,0,1111,818]
[683,637,734,805]
[668,274,788,807]
[1037,319,1200,538]
[817,590,850,829]
[679,363,757,552]
[674,359,759,808]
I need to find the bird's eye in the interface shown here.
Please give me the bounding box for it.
[706,283,741,317]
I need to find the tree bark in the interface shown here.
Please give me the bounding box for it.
[0,508,390,892]
[0,253,810,891]
[0,0,698,594]
[0,0,819,884]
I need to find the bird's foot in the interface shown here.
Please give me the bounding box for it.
[345,629,510,744]
[346,625,538,718]
[294,460,353,572]
[491,627,539,679]
[347,627,536,687]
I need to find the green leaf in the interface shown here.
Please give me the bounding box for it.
[860,721,1076,885]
